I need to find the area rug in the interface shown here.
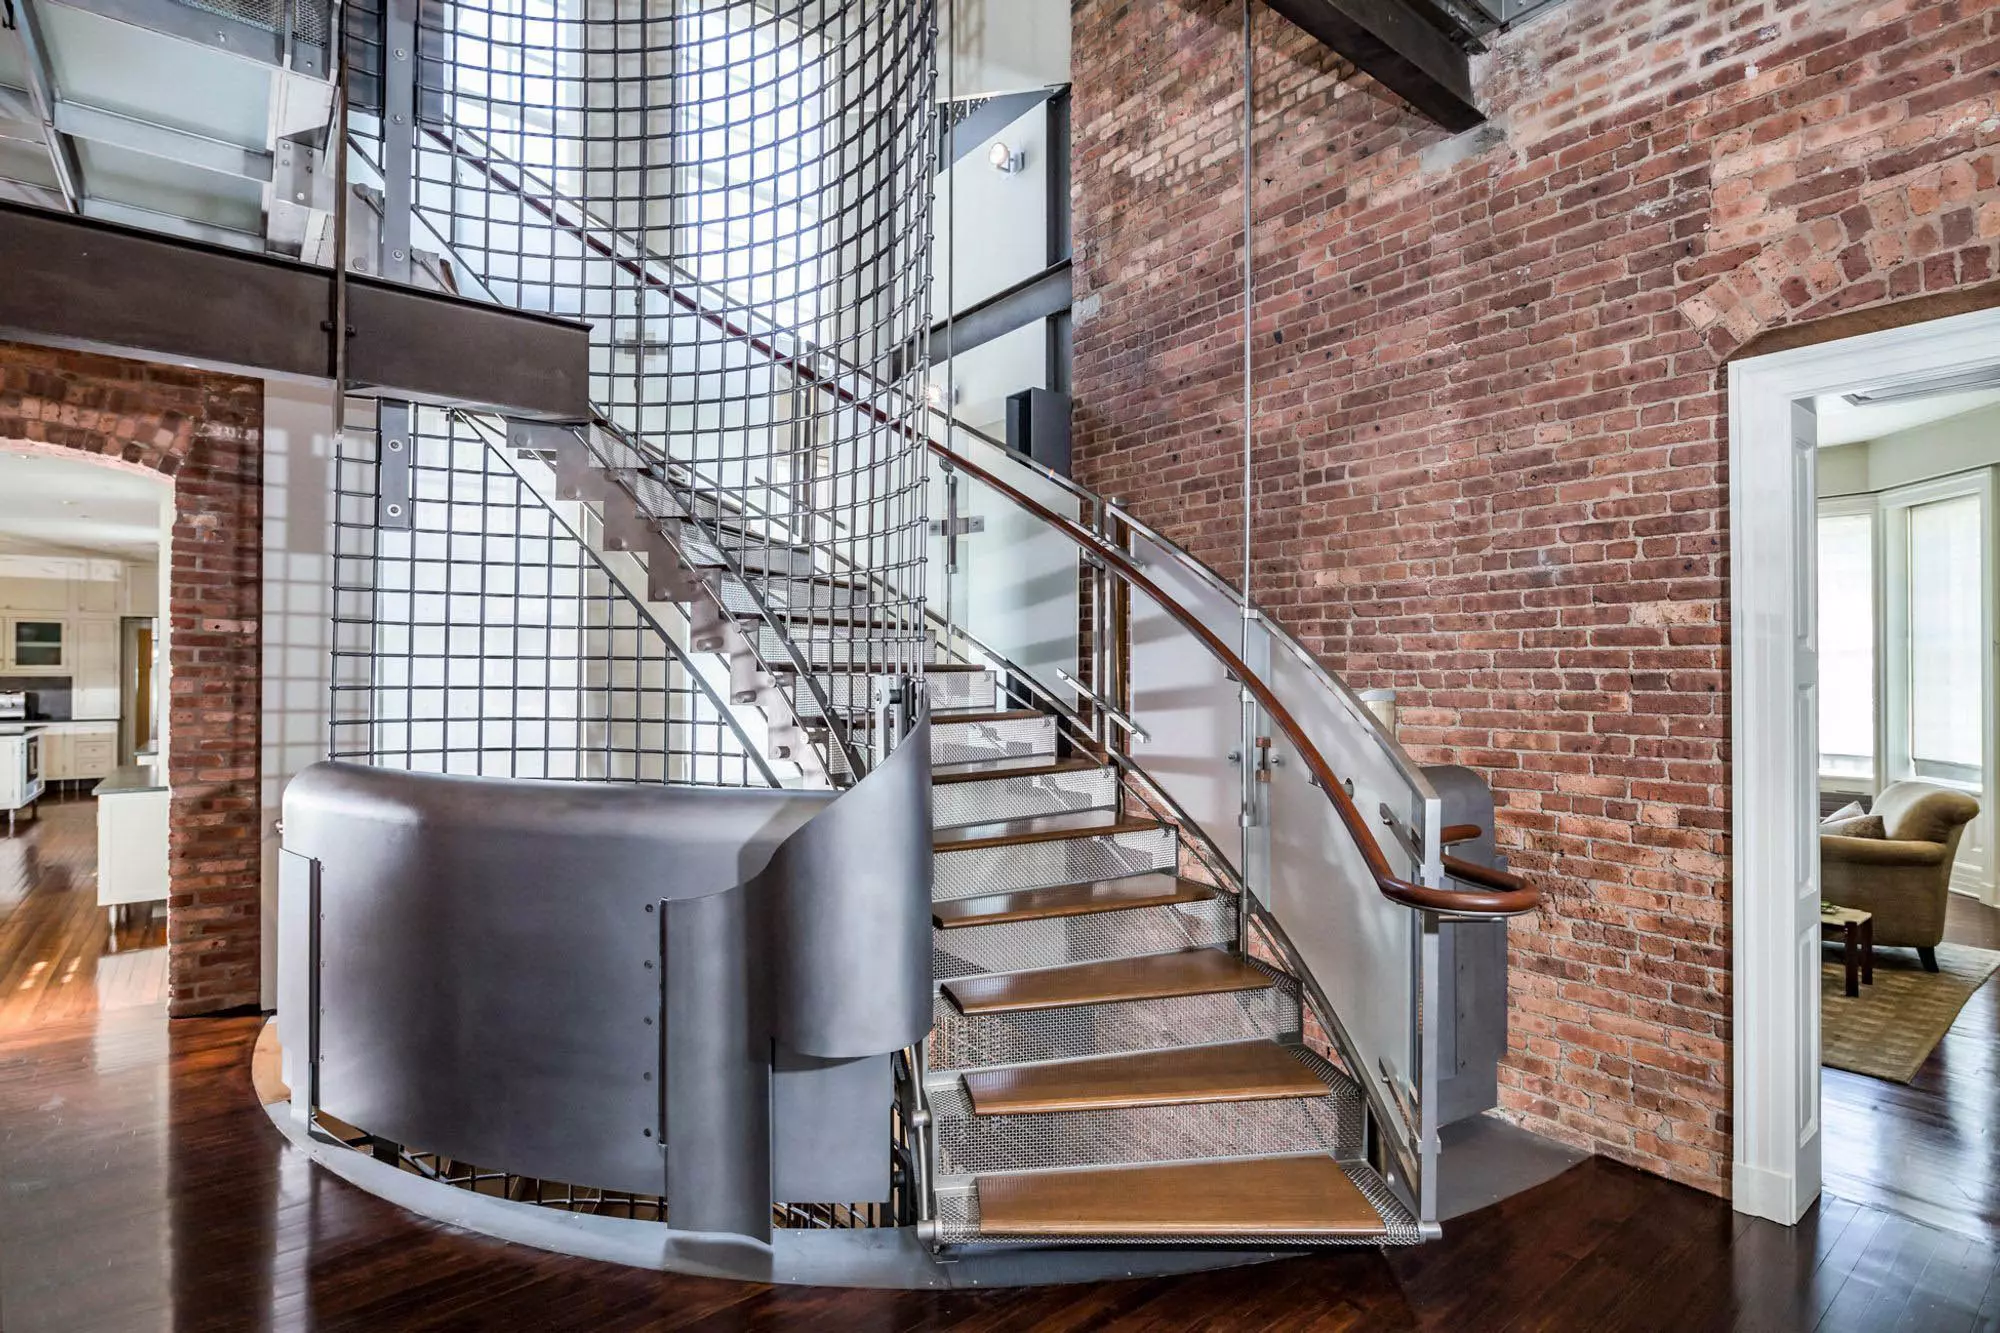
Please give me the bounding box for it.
[1821,941,2000,1082]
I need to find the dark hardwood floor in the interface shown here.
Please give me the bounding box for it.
[2,801,1999,1329]
[1823,893,2000,1244]
[0,797,166,1031]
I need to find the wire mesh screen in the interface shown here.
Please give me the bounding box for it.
[352,0,937,783]
[329,405,772,786]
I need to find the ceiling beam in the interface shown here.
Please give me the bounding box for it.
[0,199,593,421]
[1262,0,1483,132]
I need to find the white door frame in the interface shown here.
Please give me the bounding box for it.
[1729,305,2000,1224]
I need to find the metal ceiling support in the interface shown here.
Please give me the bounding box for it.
[53,99,275,181]
[1261,0,1482,132]
[925,258,1072,366]
[377,0,413,281]
[9,0,80,210]
[81,194,262,247]
[51,0,330,77]
[0,199,592,420]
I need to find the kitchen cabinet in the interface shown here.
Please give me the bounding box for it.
[41,723,118,783]
[96,764,167,907]
[71,619,120,719]
[6,618,67,671]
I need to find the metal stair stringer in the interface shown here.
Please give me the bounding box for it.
[503,418,830,786]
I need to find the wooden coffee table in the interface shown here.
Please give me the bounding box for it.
[1821,904,1874,997]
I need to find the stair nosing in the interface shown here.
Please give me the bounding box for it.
[931,755,1105,786]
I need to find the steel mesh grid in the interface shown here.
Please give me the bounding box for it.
[932,893,1236,981]
[329,405,770,786]
[376,0,936,784]
[924,669,995,711]
[931,765,1116,828]
[928,1044,1364,1178]
[925,963,1302,1072]
[931,825,1179,902]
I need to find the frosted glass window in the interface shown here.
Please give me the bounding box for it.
[1907,493,1984,787]
[1817,513,1874,782]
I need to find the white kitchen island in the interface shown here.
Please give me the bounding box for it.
[95,762,168,910]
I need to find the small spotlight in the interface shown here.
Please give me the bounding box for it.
[987,141,1024,174]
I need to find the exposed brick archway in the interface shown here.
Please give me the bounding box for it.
[0,340,262,1016]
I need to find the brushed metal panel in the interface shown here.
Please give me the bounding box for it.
[284,762,829,1197]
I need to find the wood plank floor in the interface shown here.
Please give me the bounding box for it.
[0,798,165,1032]
[1822,893,2000,1244]
[2,799,1999,1327]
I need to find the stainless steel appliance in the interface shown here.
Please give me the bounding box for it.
[0,691,25,724]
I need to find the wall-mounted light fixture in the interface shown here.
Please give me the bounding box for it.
[987,141,1024,174]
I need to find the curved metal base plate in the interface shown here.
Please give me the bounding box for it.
[254,1055,1305,1286]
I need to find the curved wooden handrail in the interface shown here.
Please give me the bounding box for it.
[932,443,1541,918]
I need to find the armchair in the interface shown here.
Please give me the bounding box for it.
[1820,780,1981,972]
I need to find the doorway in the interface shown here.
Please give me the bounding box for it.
[1730,304,2000,1230]
[0,446,172,1029]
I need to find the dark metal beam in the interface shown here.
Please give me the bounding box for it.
[1262,0,1483,132]
[0,199,590,420]
[930,259,1072,366]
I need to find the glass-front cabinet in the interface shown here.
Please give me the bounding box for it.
[6,618,67,671]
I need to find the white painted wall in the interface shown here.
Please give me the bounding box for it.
[938,0,1069,97]
[260,382,337,1007]
[932,100,1053,430]
[1820,401,2000,493]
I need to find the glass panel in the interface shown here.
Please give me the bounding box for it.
[1815,512,1874,782]
[13,621,63,667]
[1906,494,1983,787]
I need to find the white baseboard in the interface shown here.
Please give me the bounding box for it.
[1733,1161,1816,1225]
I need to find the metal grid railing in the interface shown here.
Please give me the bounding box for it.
[360,0,937,783]
[329,403,773,786]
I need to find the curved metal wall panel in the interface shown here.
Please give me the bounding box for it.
[284,762,829,1197]
[758,710,934,1056]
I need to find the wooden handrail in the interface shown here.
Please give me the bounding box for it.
[934,444,1540,918]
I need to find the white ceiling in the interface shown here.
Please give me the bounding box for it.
[0,447,167,560]
[1814,386,2000,447]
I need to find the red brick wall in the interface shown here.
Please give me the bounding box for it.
[1071,0,2000,1192]
[0,341,263,1016]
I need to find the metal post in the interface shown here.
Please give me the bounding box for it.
[1237,0,1259,953]
[380,0,416,284]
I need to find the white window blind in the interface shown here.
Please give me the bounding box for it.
[1906,493,1985,786]
[1817,511,1875,782]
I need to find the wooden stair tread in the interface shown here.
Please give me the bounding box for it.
[975,1155,1386,1237]
[932,755,1102,784]
[932,709,1045,726]
[943,948,1271,1015]
[932,875,1212,929]
[933,809,1164,852]
[963,1041,1328,1115]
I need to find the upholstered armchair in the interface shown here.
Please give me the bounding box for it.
[1820,780,1981,972]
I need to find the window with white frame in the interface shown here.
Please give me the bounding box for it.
[1902,490,1986,788]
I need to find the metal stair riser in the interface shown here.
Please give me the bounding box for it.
[709,572,899,622]
[932,896,1236,981]
[932,826,1178,902]
[927,1051,1364,1177]
[930,714,1058,766]
[926,670,999,712]
[925,970,1302,1072]
[931,765,1118,828]
[929,1160,1425,1248]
